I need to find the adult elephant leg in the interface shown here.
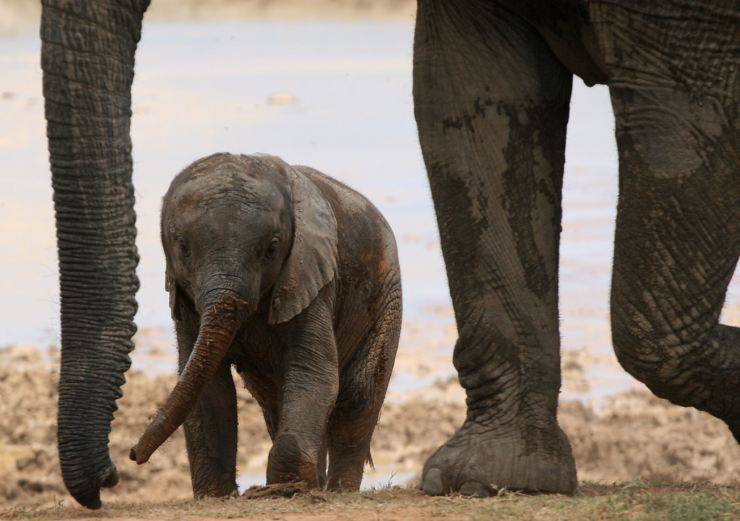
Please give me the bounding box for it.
[596,0,740,442]
[41,0,149,508]
[607,48,739,441]
[414,2,576,495]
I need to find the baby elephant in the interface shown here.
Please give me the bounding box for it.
[130,153,401,495]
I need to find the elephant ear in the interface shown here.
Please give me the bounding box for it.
[268,167,338,324]
[165,267,181,321]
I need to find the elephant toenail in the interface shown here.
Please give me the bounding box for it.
[421,468,444,496]
[459,481,492,497]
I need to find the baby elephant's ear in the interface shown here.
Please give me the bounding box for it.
[165,268,181,322]
[268,168,338,324]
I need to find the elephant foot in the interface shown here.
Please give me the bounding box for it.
[267,433,320,488]
[421,420,576,497]
[241,481,308,499]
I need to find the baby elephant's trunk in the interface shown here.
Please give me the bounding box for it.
[130,292,245,464]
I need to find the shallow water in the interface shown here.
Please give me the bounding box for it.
[0,21,738,402]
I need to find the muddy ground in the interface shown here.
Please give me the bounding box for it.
[0,338,737,511]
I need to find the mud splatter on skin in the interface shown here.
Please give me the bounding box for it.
[441,96,496,135]
[500,100,569,299]
[413,0,581,496]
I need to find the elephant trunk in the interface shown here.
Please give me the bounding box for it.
[40,0,149,510]
[130,290,246,464]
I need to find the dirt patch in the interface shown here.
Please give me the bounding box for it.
[0,342,737,510]
[2,484,738,521]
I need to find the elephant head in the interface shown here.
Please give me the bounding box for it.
[129,153,338,464]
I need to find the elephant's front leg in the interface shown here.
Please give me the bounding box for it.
[414,3,576,496]
[268,295,339,488]
[176,318,238,498]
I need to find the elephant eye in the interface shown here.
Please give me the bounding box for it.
[265,237,279,258]
[180,239,191,259]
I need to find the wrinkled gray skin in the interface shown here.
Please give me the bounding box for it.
[40,0,737,508]
[127,153,401,497]
[414,0,739,497]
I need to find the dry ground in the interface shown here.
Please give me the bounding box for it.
[0,342,738,519]
[2,483,738,521]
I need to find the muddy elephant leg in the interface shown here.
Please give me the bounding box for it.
[267,298,339,487]
[327,298,401,491]
[326,411,372,492]
[175,317,238,497]
[414,2,576,495]
[608,85,739,441]
[593,0,740,442]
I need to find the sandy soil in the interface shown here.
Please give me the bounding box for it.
[3,484,739,521]
[0,336,737,511]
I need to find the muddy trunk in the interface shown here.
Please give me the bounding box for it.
[131,298,243,464]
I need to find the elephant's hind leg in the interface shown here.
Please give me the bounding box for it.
[327,295,401,491]
[605,4,740,440]
[414,2,576,496]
